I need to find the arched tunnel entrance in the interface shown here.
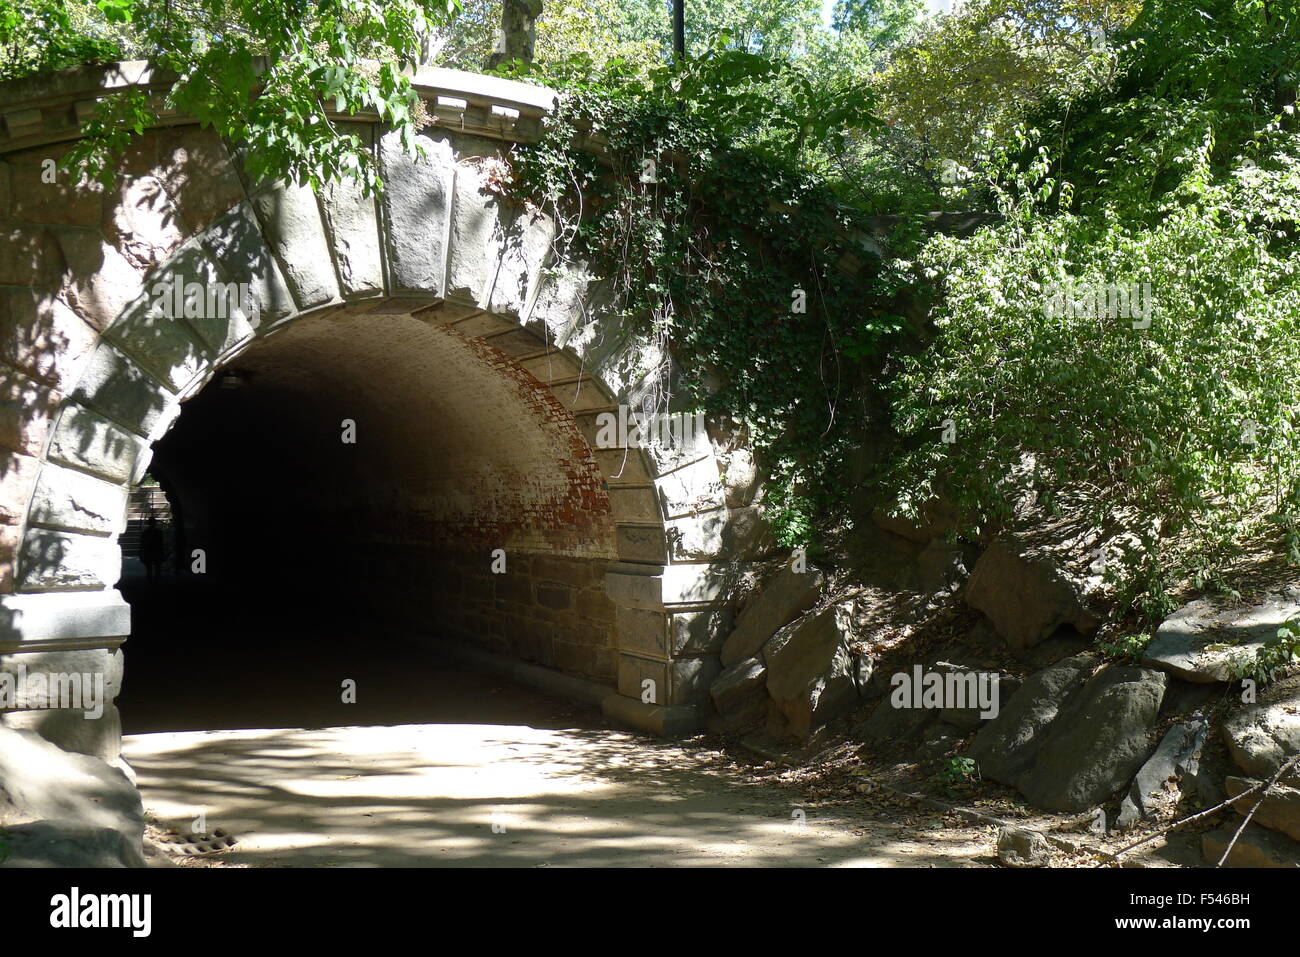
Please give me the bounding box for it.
[116,306,624,734]
[1,66,767,866]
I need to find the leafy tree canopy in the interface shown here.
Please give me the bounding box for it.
[0,0,462,193]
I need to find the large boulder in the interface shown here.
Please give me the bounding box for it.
[0,821,144,868]
[1142,590,1300,683]
[859,690,940,746]
[1202,821,1300,867]
[709,656,768,733]
[763,603,866,740]
[965,531,1102,652]
[1225,777,1300,842]
[1222,690,1300,785]
[870,498,959,544]
[0,725,145,868]
[1016,666,1167,812]
[970,656,1167,812]
[968,653,1095,782]
[1116,715,1209,829]
[934,662,1019,731]
[720,565,824,666]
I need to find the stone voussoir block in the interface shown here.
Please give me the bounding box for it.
[317,127,385,299]
[69,340,176,438]
[45,404,151,485]
[17,527,121,592]
[26,462,127,536]
[379,129,455,297]
[248,180,341,309]
[200,201,297,330]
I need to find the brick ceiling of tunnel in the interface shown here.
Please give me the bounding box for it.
[153,310,618,557]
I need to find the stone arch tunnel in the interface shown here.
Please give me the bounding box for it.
[0,63,766,765]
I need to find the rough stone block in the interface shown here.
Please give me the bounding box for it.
[0,369,60,458]
[0,585,128,647]
[615,605,668,657]
[318,130,384,298]
[249,181,340,308]
[0,288,98,392]
[0,224,64,290]
[617,654,668,704]
[530,555,592,588]
[379,130,455,296]
[0,451,40,527]
[103,173,184,272]
[157,125,246,233]
[489,205,554,320]
[46,404,150,485]
[17,528,121,592]
[27,462,127,536]
[2,703,123,763]
[200,201,297,329]
[720,563,824,666]
[0,645,122,698]
[6,145,103,226]
[536,583,573,611]
[105,282,210,393]
[446,160,505,305]
[0,525,17,594]
[55,227,143,331]
[70,341,175,437]
[616,524,667,564]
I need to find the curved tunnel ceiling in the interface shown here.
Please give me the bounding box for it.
[152,309,618,559]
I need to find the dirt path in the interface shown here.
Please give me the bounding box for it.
[123,665,991,868]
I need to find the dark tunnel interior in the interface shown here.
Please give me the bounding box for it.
[112,309,622,734]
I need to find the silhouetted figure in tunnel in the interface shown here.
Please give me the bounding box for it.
[140,514,166,584]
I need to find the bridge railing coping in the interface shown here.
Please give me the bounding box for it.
[0,59,559,156]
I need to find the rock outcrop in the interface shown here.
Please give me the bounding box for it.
[1116,715,1209,828]
[719,564,824,667]
[0,725,145,868]
[1142,590,1300,683]
[762,603,868,740]
[965,531,1102,652]
[969,655,1167,812]
[1222,690,1300,784]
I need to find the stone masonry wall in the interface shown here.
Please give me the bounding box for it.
[0,62,768,744]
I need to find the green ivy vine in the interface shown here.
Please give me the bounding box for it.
[506,50,910,546]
